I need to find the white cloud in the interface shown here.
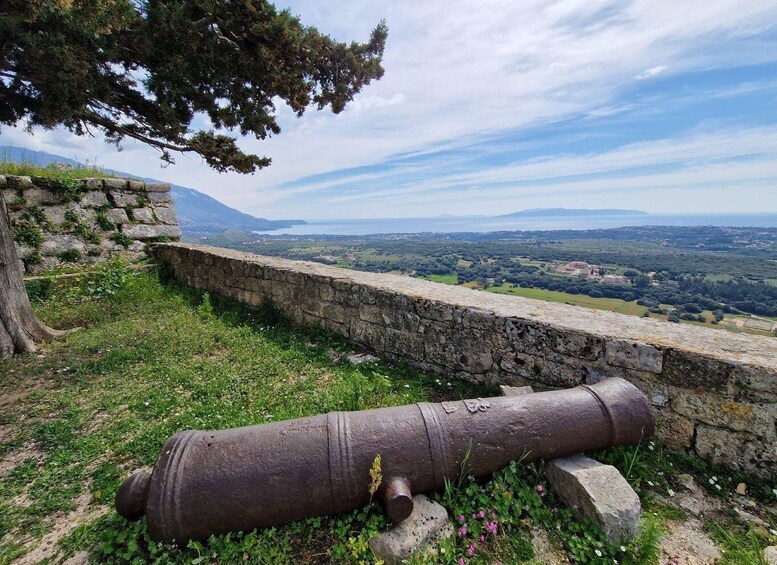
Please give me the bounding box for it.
[3,0,777,219]
[634,65,668,80]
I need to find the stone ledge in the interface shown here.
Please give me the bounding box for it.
[153,243,777,478]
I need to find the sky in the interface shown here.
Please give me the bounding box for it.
[2,0,777,220]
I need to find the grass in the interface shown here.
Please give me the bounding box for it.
[422,273,458,284]
[0,159,116,180]
[487,284,649,316]
[1,263,775,564]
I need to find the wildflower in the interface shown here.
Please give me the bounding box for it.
[403,384,410,388]
[715,484,721,491]
[458,559,465,565]
[479,535,485,542]
[458,525,467,537]
[467,544,476,556]
[620,546,627,552]
[711,476,718,481]
[667,488,675,497]
[478,510,486,519]
[485,521,498,535]
[647,480,654,487]
[648,442,655,451]
[536,484,545,494]
[459,514,465,522]
[709,478,715,485]
[595,549,603,557]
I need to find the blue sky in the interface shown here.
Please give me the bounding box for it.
[2,0,777,219]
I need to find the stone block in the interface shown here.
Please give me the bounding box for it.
[662,350,730,392]
[368,494,453,565]
[79,190,109,208]
[6,176,33,189]
[655,410,694,450]
[694,425,776,478]
[127,180,145,191]
[22,187,60,206]
[103,178,128,190]
[545,454,641,544]
[148,192,173,205]
[44,203,82,226]
[106,208,130,224]
[153,206,178,225]
[121,224,181,240]
[144,182,171,192]
[764,546,777,565]
[500,384,534,396]
[729,364,777,403]
[40,234,85,256]
[424,328,494,373]
[107,190,137,207]
[0,175,5,188]
[605,339,663,374]
[132,207,156,223]
[672,390,775,439]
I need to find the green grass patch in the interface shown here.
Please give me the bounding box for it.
[488,284,648,316]
[0,159,115,180]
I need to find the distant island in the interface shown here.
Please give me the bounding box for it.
[499,208,647,218]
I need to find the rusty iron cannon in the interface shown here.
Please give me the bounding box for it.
[116,377,654,542]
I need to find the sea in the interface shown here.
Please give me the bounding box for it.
[255,213,777,236]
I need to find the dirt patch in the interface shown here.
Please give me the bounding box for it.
[16,491,109,565]
[0,442,44,477]
[530,527,570,565]
[660,518,721,565]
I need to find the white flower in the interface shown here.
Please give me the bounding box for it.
[715,484,721,491]
[769,528,776,536]
[404,384,410,388]
[708,478,715,485]
[647,480,654,487]
[620,546,627,552]
[667,488,675,497]
[595,549,603,557]
[711,476,717,481]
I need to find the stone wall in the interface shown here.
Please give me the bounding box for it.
[2,175,181,274]
[155,243,777,479]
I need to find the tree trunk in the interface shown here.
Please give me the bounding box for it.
[0,191,65,357]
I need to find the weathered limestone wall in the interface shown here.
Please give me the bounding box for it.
[156,243,777,478]
[2,175,181,273]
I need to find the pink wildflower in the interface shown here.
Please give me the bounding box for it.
[478,510,486,519]
[536,484,545,494]
[485,521,498,535]
[467,544,476,556]
[458,525,467,537]
[479,535,485,542]
[458,514,465,522]
[458,559,465,565]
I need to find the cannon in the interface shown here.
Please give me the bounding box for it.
[116,377,654,542]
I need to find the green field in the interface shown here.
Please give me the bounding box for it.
[422,273,458,284]
[486,284,649,316]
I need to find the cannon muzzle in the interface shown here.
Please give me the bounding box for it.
[117,377,653,542]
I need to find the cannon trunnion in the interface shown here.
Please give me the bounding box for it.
[116,377,654,542]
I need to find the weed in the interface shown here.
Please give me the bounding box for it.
[110,231,133,249]
[11,221,43,248]
[94,209,115,231]
[58,249,82,263]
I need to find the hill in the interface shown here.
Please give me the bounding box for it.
[0,146,305,234]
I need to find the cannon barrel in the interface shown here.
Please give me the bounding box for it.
[116,377,654,542]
